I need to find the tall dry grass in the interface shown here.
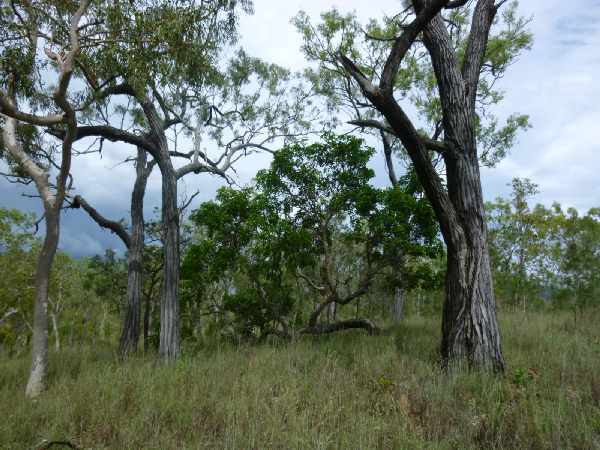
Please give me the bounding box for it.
[1,309,599,449]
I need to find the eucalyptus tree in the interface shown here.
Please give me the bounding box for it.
[0,0,93,396]
[69,49,314,356]
[70,147,152,355]
[486,178,543,308]
[9,0,313,359]
[294,1,533,371]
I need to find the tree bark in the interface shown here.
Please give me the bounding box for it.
[158,158,180,359]
[119,149,149,356]
[392,286,406,323]
[339,0,506,372]
[25,207,59,397]
[138,94,181,360]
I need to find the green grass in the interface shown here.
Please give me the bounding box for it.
[1,310,599,449]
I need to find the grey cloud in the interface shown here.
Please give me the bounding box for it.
[2,0,599,257]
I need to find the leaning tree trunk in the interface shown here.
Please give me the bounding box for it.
[25,207,59,397]
[119,149,149,356]
[157,157,180,359]
[337,0,507,372]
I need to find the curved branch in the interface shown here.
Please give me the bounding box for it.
[49,125,156,156]
[380,129,399,186]
[379,0,450,94]
[349,119,448,154]
[71,195,131,249]
[0,95,64,125]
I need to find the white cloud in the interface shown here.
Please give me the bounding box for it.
[2,0,599,255]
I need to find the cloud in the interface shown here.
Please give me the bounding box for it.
[1,0,599,257]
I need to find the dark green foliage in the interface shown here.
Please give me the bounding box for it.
[182,187,300,340]
[183,134,441,338]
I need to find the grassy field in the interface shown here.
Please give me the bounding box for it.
[1,310,599,449]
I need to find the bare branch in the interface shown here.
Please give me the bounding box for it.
[0,94,64,125]
[71,195,131,249]
[462,0,498,107]
[379,0,450,94]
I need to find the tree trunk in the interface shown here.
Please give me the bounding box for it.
[25,207,59,398]
[158,158,180,359]
[392,286,405,323]
[441,150,504,372]
[143,290,151,353]
[119,149,148,356]
[140,94,181,360]
[338,0,507,372]
[50,312,60,352]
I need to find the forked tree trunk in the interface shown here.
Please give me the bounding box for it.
[119,149,149,356]
[25,207,59,397]
[339,1,506,371]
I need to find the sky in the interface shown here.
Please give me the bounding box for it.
[1,0,599,258]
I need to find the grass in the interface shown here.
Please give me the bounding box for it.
[1,310,599,449]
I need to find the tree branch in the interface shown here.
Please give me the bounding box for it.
[462,0,498,108]
[348,119,448,154]
[49,125,156,156]
[300,319,379,335]
[380,129,399,186]
[0,95,64,125]
[379,0,450,94]
[71,195,131,249]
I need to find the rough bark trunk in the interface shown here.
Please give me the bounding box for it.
[139,94,181,360]
[25,207,59,397]
[441,150,504,371]
[392,286,405,323]
[339,3,506,371]
[158,158,180,359]
[119,149,148,356]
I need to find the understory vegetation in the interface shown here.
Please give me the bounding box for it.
[1,1,598,449]
[1,309,599,450]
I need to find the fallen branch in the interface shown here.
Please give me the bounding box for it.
[300,319,380,336]
[36,440,80,450]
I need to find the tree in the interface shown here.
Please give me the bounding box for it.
[0,0,91,396]
[259,135,439,334]
[0,208,37,353]
[70,147,154,356]
[184,134,440,337]
[183,187,302,341]
[295,1,533,371]
[486,178,543,308]
[42,1,315,359]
